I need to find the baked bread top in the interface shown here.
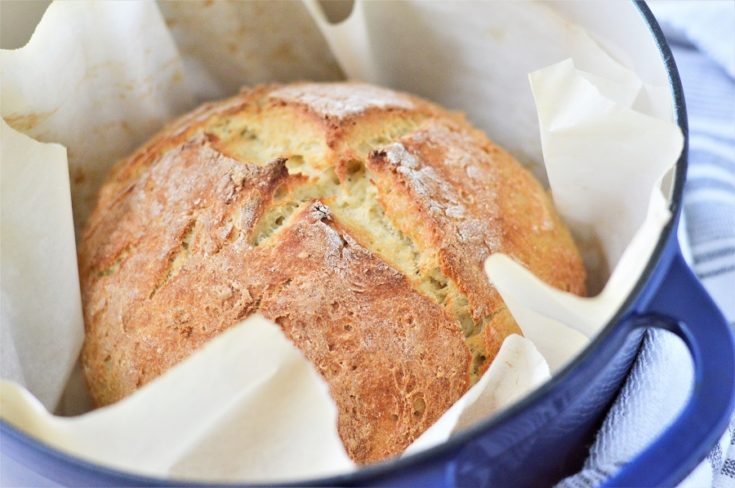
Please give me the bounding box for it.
[79,82,586,464]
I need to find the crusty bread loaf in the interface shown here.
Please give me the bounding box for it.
[79,82,585,464]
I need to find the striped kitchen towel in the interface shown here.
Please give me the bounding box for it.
[558,2,735,487]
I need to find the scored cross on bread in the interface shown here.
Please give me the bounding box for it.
[79,82,586,464]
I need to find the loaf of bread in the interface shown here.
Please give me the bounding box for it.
[79,82,585,464]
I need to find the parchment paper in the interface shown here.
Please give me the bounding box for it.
[0,315,353,482]
[0,118,82,410]
[0,0,682,482]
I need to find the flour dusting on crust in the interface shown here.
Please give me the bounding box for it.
[269,83,414,119]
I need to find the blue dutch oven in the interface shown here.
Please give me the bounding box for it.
[2,1,734,487]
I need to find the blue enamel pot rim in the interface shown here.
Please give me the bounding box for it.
[0,1,691,486]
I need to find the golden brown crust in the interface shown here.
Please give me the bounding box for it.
[257,202,470,463]
[80,82,586,464]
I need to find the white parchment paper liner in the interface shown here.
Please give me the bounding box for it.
[1,315,353,482]
[0,0,682,482]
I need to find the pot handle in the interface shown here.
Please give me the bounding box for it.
[603,251,735,487]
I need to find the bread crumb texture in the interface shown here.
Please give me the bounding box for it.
[79,82,586,464]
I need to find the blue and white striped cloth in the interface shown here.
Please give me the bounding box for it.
[559,2,735,487]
